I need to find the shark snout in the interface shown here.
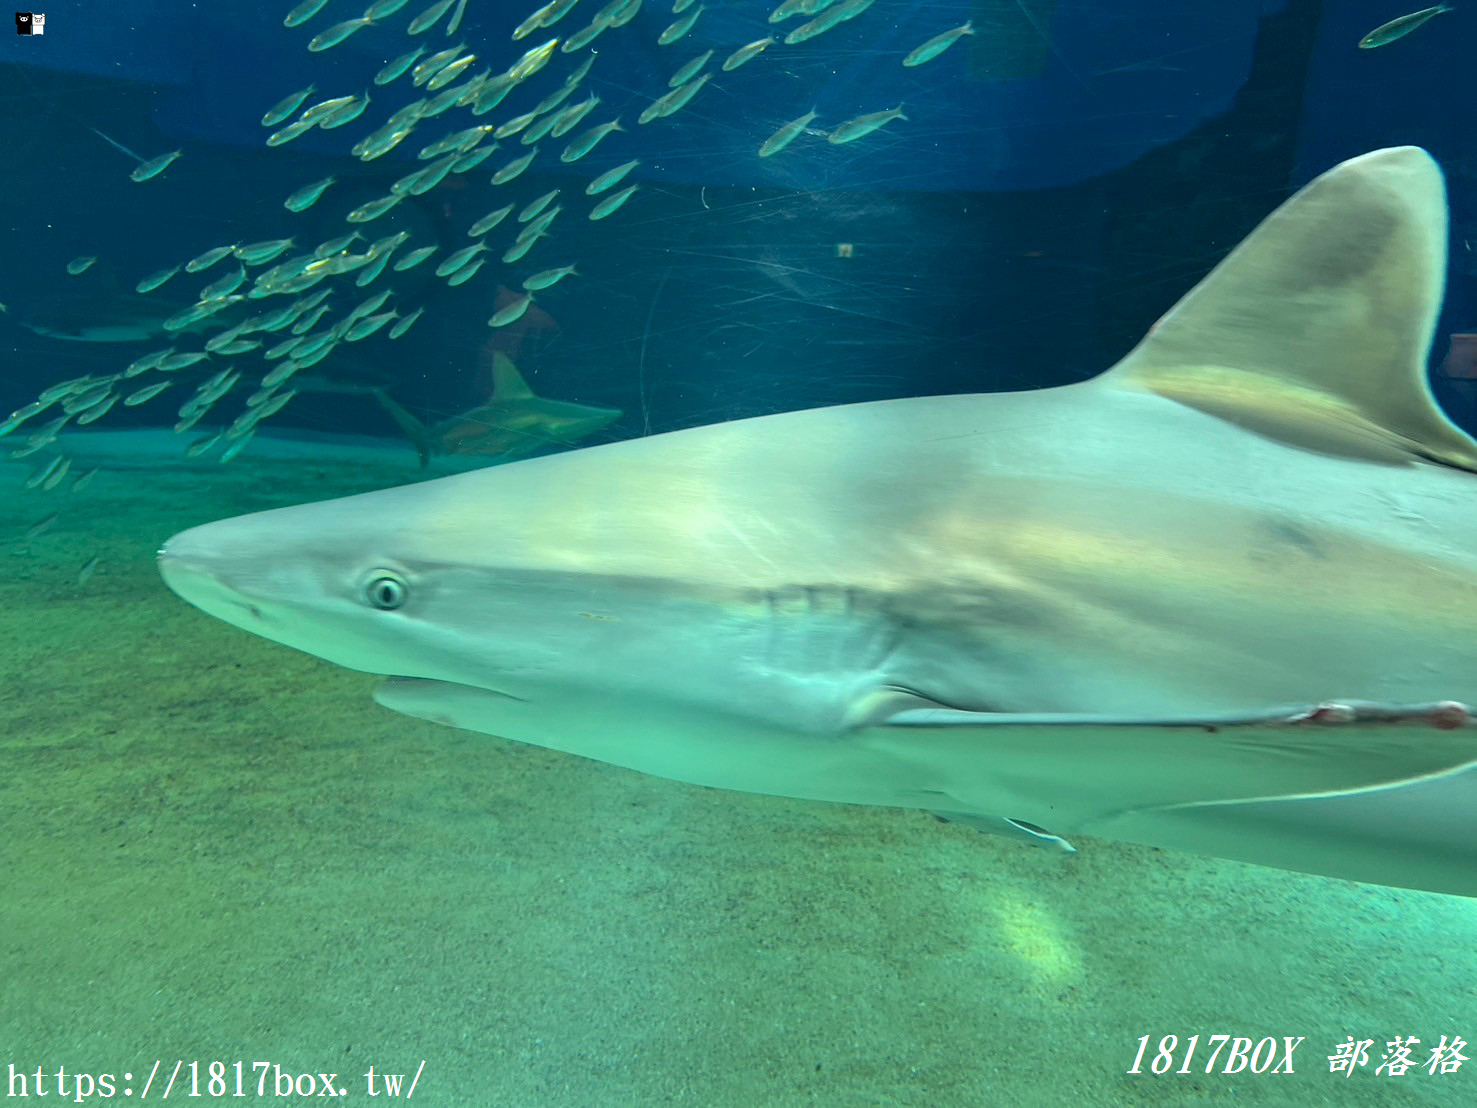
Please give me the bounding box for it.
[157,523,269,627]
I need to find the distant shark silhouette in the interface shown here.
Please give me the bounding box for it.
[371,352,622,467]
[160,148,1477,897]
[0,286,219,343]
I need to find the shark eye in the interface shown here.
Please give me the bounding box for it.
[365,574,407,610]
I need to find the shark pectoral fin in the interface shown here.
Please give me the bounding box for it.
[1090,768,1477,897]
[1100,146,1477,472]
[369,387,434,467]
[933,811,1077,853]
[374,678,525,733]
[872,699,1477,827]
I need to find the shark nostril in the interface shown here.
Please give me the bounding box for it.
[248,604,264,621]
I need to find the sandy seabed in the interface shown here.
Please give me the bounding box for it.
[2,431,1473,1107]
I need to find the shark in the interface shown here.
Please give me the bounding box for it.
[370,353,623,467]
[158,147,1477,897]
[0,289,219,343]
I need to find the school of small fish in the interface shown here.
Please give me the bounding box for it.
[5,0,989,584]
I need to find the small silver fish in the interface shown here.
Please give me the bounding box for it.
[784,0,873,44]
[300,93,360,124]
[453,146,499,172]
[254,389,299,421]
[355,123,417,161]
[519,189,561,222]
[427,54,479,92]
[550,94,601,138]
[201,267,248,301]
[75,396,118,426]
[902,21,973,67]
[639,73,709,124]
[758,109,818,157]
[407,0,457,35]
[319,93,372,130]
[405,152,461,195]
[284,177,336,214]
[220,431,256,465]
[722,36,774,72]
[588,183,638,220]
[159,351,212,372]
[447,0,469,34]
[130,149,182,183]
[355,251,394,288]
[519,205,562,240]
[348,289,395,321]
[346,310,398,341]
[308,16,374,52]
[502,234,545,264]
[668,49,713,87]
[657,4,703,44]
[393,246,439,271]
[445,259,485,287]
[389,306,425,338]
[283,0,331,27]
[376,46,427,86]
[262,356,304,385]
[561,18,608,53]
[492,147,540,184]
[316,231,364,258]
[264,338,305,365]
[40,456,74,489]
[365,0,411,18]
[206,323,248,353]
[186,245,236,273]
[767,0,819,21]
[184,432,223,458]
[472,76,518,115]
[347,194,403,223]
[136,265,182,293]
[435,241,489,277]
[559,118,622,163]
[522,263,578,290]
[124,380,174,406]
[419,123,494,159]
[515,0,580,39]
[124,349,174,377]
[77,555,101,588]
[25,514,59,539]
[235,238,297,265]
[66,256,97,276]
[1359,3,1453,47]
[826,104,906,145]
[488,293,535,328]
[27,455,67,490]
[507,37,560,82]
[413,41,467,86]
[267,119,317,147]
[469,205,516,236]
[262,83,317,126]
[585,158,639,195]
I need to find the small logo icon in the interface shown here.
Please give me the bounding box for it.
[31,11,42,32]
[15,11,32,34]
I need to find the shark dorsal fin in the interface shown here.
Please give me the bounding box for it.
[491,352,536,401]
[1102,146,1477,472]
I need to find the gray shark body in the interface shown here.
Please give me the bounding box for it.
[159,148,1477,896]
[1,290,218,343]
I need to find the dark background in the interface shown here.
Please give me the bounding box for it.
[0,0,1473,447]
